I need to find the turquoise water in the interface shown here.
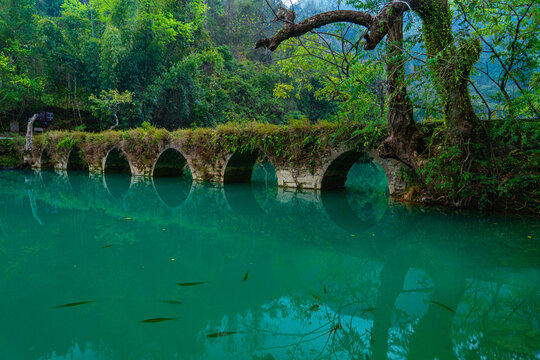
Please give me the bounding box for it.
[0,164,539,360]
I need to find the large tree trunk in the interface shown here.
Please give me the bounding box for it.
[378,16,424,169]
[256,0,483,145]
[417,0,482,143]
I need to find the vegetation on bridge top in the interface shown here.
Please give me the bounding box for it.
[30,120,388,168]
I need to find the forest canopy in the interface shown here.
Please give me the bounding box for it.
[0,0,536,132]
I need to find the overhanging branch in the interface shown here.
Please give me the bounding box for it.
[256,3,411,52]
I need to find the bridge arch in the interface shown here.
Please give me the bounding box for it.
[222,149,278,184]
[102,148,132,199]
[222,149,261,183]
[39,149,55,170]
[103,147,132,174]
[221,151,277,218]
[321,150,363,190]
[66,146,88,171]
[320,150,390,194]
[151,147,191,178]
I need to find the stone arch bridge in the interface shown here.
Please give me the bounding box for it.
[24,126,409,197]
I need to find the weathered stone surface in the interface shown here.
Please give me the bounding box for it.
[275,167,325,189]
[369,149,408,198]
[26,133,409,198]
[186,152,228,182]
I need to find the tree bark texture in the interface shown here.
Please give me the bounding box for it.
[25,114,38,152]
[378,16,424,169]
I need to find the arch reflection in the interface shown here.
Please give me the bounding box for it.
[320,160,389,235]
[103,148,132,200]
[224,161,278,218]
[103,173,131,200]
[223,183,266,219]
[152,176,192,209]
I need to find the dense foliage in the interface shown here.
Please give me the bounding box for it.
[0,0,339,130]
[0,0,537,130]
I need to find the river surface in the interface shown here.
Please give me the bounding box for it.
[0,163,539,360]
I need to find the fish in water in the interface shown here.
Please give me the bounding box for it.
[361,307,377,315]
[140,317,179,323]
[312,294,321,301]
[308,304,320,312]
[101,244,113,248]
[177,282,207,286]
[56,301,96,308]
[207,331,238,338]
[253,354,275,360]
[328,323,342,337]
[161,300,182,305]
[430,300,456,313]
[243,272,249,281]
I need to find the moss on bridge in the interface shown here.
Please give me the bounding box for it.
[31,121,389,171]
[6,119,536,213]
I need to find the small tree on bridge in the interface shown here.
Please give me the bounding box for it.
[89,89,134,130]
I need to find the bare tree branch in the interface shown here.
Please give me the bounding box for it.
[256,3,412,52]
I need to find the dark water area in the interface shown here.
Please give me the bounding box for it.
[0,163,538,360]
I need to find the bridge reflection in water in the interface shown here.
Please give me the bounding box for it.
[0,167,538,360]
